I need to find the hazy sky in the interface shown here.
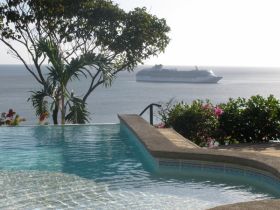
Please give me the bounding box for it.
[1,0,280,67]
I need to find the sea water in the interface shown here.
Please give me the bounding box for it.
[1,65,280,124]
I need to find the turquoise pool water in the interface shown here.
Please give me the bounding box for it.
[0,124,279,209]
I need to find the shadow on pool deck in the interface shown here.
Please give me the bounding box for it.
[118,114,280,210]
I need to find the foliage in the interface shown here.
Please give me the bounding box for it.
[0,0,170,124]
[157,98,175,126]
[219,95,280,143]
[162,100,220,146]
[28,88,49,117]
[34,39,92,124]
[65,96,90,124]
[0,109,26,126]
[159,95,280,146]
[0,13,3,30]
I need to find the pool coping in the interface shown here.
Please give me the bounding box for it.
[0,123,119,127]
[207,199,280,210]
[118,114,280,210]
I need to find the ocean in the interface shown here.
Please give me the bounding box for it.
[1,65,280,125]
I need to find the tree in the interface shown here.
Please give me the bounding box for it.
[0,0,170,124]
[0,14,2,30]
[29,39,93,124]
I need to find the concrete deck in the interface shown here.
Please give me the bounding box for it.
[208,199,280,210]
[212,142,280,157]
[118,114,280,210]
[158,129,280,157]
[157,128,200,149]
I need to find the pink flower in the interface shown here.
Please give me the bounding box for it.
[214,106,223,117]
[6,109,15,118]
[155,122,166,128]
[203,104,211,110]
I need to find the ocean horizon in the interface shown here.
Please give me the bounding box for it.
[1,64,280,125]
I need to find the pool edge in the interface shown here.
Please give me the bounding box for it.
[118,114,280,210]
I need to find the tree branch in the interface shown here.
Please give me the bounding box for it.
[0,38,43,84]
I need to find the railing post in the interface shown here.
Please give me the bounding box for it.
[139,103,161,125]
[150,105,153,125]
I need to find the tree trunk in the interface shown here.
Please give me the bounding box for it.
[61,86,65,125]
[52,103,59,125]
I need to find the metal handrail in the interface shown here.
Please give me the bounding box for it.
[139,103,161,125]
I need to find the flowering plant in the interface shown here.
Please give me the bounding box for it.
[0,109,26,126]
[154,122,166,128]
[159,95,280,146]
[214,106,223,117]
[219,95,280,143]
[39,112,49,125]
[160,100,221,146]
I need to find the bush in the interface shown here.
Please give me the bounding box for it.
[159,95,280,146]
[0,109,26,126]
[219,95,280,143]
[161,100,220,146]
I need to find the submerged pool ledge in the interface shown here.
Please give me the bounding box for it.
[119,114,280,209]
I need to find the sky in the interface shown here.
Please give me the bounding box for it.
[1,0,280,67]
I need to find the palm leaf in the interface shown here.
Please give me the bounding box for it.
[28,90,49,116]
[65,97,90,124]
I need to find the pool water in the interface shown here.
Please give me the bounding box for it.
[0,124,279,209]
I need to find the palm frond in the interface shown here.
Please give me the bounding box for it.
[28,90,49,116]
[65,97,90,124]
[65,52,101,82]
[38,39,64,81]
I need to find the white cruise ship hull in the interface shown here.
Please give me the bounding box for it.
[136,65,223,83]
[136,76,222,83]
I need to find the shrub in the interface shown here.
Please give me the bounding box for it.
[162,100,220,146]
[219,95,280,143]
[0,109,26,126]
[159,95,280,146]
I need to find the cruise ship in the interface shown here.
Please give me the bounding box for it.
[136,65,222,83]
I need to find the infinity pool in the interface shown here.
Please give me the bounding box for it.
[0,124,279,209]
